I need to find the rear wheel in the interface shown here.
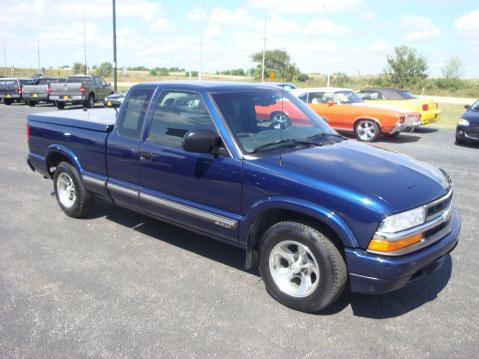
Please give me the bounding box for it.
[259,221,347,313]
[85,94,95,108]
[53,162,94,218]
[355,119,380,142]
[56,101,65,110]
[4,99,12,105]
[28,101,36,107]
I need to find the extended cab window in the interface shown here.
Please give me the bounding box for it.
[117,88,154,139]
[148,91,216,148]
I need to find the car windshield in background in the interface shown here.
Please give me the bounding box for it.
[211,91,338,154]
[308,91,363,104]
[0,80,17,88]
[67,76,92,84]
[398,91,417,99]
[19,79,34,85]
[470,101,479,111]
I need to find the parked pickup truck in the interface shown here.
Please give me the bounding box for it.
[0,78,34,105]
[27,81,460,312]
[49,75,113,109]
[23,77,65,106]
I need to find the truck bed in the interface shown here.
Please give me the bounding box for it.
[27,109,116,181]
[28,108,116,132]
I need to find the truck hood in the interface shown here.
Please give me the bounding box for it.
[275,140,450,212]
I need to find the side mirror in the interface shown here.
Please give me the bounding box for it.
[464,104,471,110]
[327,100,334,107]
[182,129,222,154]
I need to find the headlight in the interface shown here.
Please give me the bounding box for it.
[458,118,470,126]
[377,207,426,234]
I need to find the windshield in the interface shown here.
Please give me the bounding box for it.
[0,80,17,88]
[470,100,479,111]
[19,79,34,85]
[211,90,338,154]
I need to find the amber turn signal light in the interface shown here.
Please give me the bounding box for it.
[368,233,423,253]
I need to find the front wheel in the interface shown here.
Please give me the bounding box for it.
[56,101,65,110]
[4,99,12,105]
[259,221,347,313]
[355,119,380,142]
[53,162,94,218]
[28,101,36,107]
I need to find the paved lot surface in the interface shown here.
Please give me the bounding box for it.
[1,103,478,358]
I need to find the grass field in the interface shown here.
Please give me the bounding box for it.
[434,103,466,129]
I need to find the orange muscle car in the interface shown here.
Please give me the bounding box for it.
[292,87,421,141]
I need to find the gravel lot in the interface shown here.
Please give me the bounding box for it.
[1,103,478,358]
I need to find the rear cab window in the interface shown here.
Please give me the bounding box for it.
[116,88,155,139]
[67,76,93,85]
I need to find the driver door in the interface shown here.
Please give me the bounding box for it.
[138,90,242,242]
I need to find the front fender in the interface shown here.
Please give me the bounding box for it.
[45,144,83,177]
[242,195,358,247]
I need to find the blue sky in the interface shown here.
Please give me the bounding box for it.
[1,0,478,76]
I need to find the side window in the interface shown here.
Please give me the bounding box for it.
[309,92,326,104]
[117,88,154,139]
[148,91,216,148]
[298,93,308,103]
[93,76,102,86]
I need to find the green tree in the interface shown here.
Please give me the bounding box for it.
[97,62,113,77]
[441,56,464,79]
[72,62,87,75]
[251,49,305,82]
[384,46,428,88]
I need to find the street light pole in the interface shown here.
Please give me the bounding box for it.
[261,18,267,82]
[112,0,118,92]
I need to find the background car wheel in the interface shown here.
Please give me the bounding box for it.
[270,111,291,129]
[53,162,94,218]
[355,120,380,142]
[4,99,12,105]
[28,101,36,107]
[56,101,65,110]
[455,138,467,146]
[259,221,347,313]
[86,94,95,108]
[405,126,416,132]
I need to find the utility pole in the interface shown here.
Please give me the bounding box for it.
[37,40,41,73]
[83,12,87,74]
[261,18,267,82]
[198,0,203,80]
[112,0,118,92]
[3,42,6,76]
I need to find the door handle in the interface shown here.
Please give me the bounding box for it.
[140,151,153,161]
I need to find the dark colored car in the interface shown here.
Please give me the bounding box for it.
[27,81,460,313]
[103,92,125,108]
[456,100,479,145]
[0,78,34,105]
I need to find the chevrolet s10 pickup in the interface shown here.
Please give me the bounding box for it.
[26,82,460,312]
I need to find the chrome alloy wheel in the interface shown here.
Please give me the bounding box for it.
[357,120,377,141]
[57,173,76,209]
[269,240,320,298]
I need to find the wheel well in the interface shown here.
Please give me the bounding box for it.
[353,118,382,132]
[250,208,345,261]
[46,152,72,178]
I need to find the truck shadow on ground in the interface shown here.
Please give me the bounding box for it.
[86,199,453,319]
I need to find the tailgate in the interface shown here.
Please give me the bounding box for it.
[24,85,49,95]
[50,83,82,97]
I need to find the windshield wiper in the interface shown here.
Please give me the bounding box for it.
[251,139,316,154]
[307,132,348,141]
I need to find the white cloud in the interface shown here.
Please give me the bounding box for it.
[455,9,479,32]
[249,0,363,14]
[361,11,376,20]
[368,40,390,52]
[186,9,203,22]
[401,15,441,41]
[210,8,253,26]
[204,26,223,39]
[303,19,348,35]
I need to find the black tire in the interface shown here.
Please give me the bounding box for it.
[86,94,95,108]
[354,119,380,142]
[28,101,36,107]
[4,99,12,105]
[53,162,94,218]
[455,137,467,146]
[56,101,65,110]
[259,221,347,313]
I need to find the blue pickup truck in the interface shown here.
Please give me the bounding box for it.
[27,82,460,312]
